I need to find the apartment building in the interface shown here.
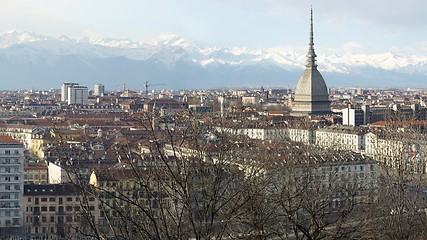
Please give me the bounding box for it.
[68,85,88,105]
[315,126,366,152]
[24,162,48,184]
[61,83,78,102]
[0,136,25,237]
[23,183,97,239]
[93,83,105,96]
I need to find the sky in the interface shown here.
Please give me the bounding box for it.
[0,0,426,55]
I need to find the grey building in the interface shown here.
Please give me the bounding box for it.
[292,9,331,116]
[0,136,25,238]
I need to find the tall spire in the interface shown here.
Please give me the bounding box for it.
[306,6,317,68]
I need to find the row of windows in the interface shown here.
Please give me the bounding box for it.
[0,167,20,173]
[0,202,20,208]
[0,209,19,217]
[1,158,20,164]
[0,194,19,199]
[4,176,20,181]
[28,196,95,203]
[2,150,20,155]
[2,184,21,190]
[27,215,84,224]
[27,205,95,212]
[24,174,47,180]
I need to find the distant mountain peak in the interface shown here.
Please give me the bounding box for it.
[0,30,52,48]
[0,30,426,90]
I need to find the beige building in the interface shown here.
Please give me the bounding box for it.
[23,183,97,239]
[24,163,48,184]
[242,96,260,106]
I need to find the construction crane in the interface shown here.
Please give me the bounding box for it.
[143,81,165,99]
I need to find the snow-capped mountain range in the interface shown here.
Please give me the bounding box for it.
[0,30,426,90]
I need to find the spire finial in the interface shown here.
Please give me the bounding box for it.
[306,6,317,67]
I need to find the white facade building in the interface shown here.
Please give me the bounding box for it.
[94,83,105,96]
[68,85,88,105]
[242,96,260,105]
[61,83,78,102]
[0,136,24,230]
[315,126,365,152]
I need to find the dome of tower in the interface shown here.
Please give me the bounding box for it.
[291,8,331,116]
[294,68,329,101]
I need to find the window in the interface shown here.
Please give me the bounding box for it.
[49,206,55,212]
[5,150,10,155]
[41,206,47,212]
[14,150,19,155]
[66,197,72,202]
[14,185,20,190]
[50,216,54,223]
[41,198,47,202]
[49,197,55,202]
[28,198,31,202]
[42,216,46,222]
[66,206,73,211]
[14,176,18,181]
[59,198,63,204]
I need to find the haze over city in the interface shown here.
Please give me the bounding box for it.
[0,1,425,90]
[0,0,426,55]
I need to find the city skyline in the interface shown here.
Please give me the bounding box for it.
[0,1,426,55]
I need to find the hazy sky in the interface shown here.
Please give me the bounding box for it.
[0,0,426,55]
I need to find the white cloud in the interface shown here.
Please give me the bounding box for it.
[341,42,364,54]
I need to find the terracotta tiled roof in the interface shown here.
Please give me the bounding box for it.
[0,136,21,144]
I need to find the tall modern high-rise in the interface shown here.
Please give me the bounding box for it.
[68,85,88,105]
[292,8,331,116]
[94,83,105,96]
[0,136,24,236]
[61,83,78,102]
